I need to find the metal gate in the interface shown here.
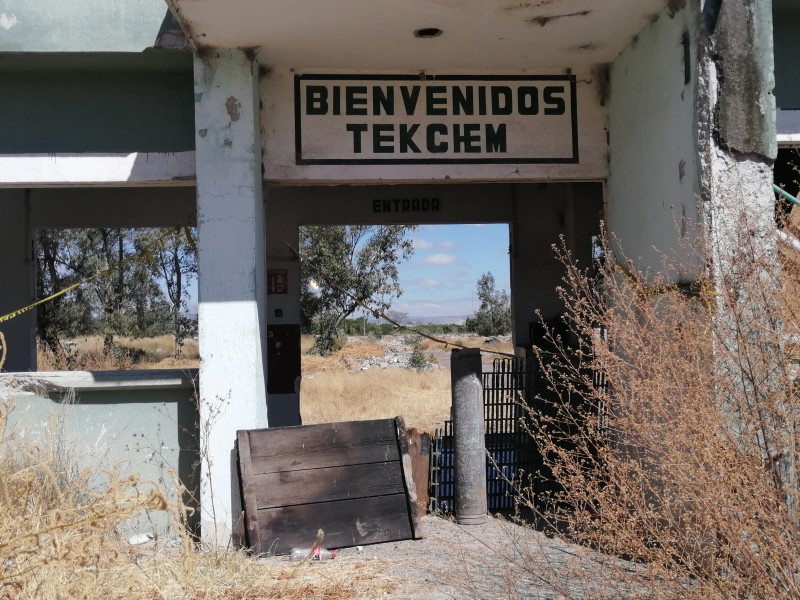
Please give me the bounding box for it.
[429,357,534,512]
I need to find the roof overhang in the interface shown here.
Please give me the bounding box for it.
[167,0,671,70]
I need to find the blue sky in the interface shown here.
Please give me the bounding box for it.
[389,224,510,319]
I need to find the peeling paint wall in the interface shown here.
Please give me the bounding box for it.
[714,0,777,159]
[194,48,268,547]
[606,0,702,281]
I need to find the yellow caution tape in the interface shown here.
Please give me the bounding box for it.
[0,281,83,324]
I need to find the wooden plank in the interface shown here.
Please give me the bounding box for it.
[246,419,399,474]
[402,427,430,517]
[251,461,405,509]
[236,430,262,551]
[395,417,422,539]
[255,494,413,555]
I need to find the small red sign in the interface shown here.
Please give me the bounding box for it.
[268,269,288,295]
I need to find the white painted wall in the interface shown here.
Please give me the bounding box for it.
[261,67,608,183]
[194,49,268,547]
[511,183,604,344]
[606,2,702,282]
[0,152,196,187]
[0,189,36,371]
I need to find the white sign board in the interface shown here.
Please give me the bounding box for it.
[294,75,578,165]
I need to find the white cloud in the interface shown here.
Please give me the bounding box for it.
[423,253,459,266]
[413,238,434,250]
[438,240,457,249]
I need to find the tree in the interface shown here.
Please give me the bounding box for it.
[34,227,195,361]
[137,228,198,357]
[466,272,511,336]
[299,225,417,354]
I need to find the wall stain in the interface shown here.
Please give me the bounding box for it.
[667,0,687,19]
[504,0,557,10]
[225,96,241,122]
[591,64,610,107]
[528,10,591,27]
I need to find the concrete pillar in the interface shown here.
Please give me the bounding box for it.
[194,49,268,546]
[451,347,487,525]
[0,189,36,371]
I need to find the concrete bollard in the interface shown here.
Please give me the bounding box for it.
[451,347,487,525]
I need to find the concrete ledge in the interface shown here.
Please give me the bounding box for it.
[0,369,199,393]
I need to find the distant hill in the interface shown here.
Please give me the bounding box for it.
[406,315,469,325]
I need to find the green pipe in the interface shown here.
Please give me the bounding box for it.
[774,184,800,205]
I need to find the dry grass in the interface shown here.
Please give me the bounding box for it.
[301,367,451,434]
[37,335,200,371]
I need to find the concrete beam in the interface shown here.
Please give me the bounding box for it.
[194,49,268,546]
[29,187,197,229]
[0,152,196,187]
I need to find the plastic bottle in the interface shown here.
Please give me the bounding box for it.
[289,547,337,560]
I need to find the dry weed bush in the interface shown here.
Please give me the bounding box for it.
[516,229,800,599]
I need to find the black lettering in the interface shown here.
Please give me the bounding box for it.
[346,123,368,153]
[333,86,340,115]
[517,87,539,115]
[346,86,368,115]
[491,86,513,115]
[478,86,487,115]
[401,86,421,115]
[306,85,328,115]
[373,124,394,153]
[544,86,566,115]
[402,199,411,212]
[426,86,447,115]
[383,199,391,212]
[421,198,430,211]
[412,198,420,211]
[373,86,394,115]
[427,124,448,153]
[431,198,440,211]
[453,86,474,115]
[454,123,480,153]
[392,199,400,211]
[372,199,381,212]
[486,124,507,153]
[399,124,421,153]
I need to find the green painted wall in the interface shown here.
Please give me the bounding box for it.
[0,52,195,153]
[4,384,199,538]
[0,0,175,53]
[774,7,800,110]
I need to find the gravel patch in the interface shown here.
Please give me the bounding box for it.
[266,514,646,599]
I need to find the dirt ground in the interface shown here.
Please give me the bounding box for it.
[260,514,640,599]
